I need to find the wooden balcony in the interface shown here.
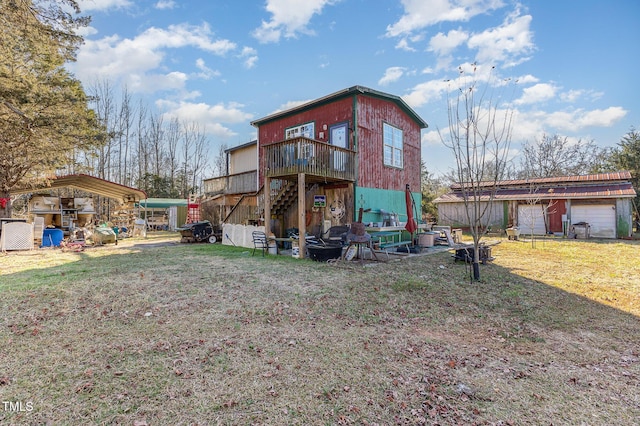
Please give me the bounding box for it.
[263,137,356,183]
[203,170,258,195]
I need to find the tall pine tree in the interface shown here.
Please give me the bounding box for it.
[0,0,101,217]
[610,128,640,218]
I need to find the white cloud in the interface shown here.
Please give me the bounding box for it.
[76,26,98,37]
[403,79,451,108]
[135,24,236,54]
[78,0,132,12]
[128,71,188,93]
[194,59,220,80]
[73,23,236,93]
[156,100,254,138]
[271,100,314,115]
[239,47,259,69]
[510,106,628,138]
[395,38,416,52]
[252,0,338,43]
[468,12,534,67]
[559,89,604,103]
[428,29,469,70]
[155,0,176,10]
[560,89,584,103]
[386,0,505,37]
[428,29,469,56]
[515,83,557,105]
[514,74,538,85]
[395,33,426,51]
[422,129,445,147]
[379,67,406,86]
[547,107,628,132]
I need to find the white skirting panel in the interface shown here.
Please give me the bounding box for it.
[1,222,34,252]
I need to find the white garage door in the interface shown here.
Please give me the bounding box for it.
[571,205,616,238]
[518,204,547,235]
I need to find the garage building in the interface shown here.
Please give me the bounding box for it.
[433,171,637,239]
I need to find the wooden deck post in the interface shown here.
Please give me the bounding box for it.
[264,176,271,237]
[298,172,306,258]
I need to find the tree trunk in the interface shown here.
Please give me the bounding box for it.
[472,261,480,281]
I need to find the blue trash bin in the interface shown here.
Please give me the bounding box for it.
[42,229,64,247]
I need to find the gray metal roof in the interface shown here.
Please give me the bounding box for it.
[11,174,147,204]
[250,85,428,129]
[436,172,637,203]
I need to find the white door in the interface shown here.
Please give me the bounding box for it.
[329,123,348,171]
[518,204,547,235]
[571,205,616,238]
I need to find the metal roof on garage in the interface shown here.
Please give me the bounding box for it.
[11,174,147,204]
[435,172,637,203]
[450,171,634,190]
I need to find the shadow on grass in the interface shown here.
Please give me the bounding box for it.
[1,239,639,424]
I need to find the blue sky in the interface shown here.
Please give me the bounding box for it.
[70,0,640,177]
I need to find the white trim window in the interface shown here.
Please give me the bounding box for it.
[285,122,315,139]
[383,123,403,168]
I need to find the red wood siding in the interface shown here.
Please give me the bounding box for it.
[356,96,421,192]
[548,199,567,233]
[256,94,422,192]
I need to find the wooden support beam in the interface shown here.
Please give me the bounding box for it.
[264,176,271,237]
[298,172,306,258]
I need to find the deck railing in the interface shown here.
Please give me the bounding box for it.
[263,137,356,181]
[203,170,257,195]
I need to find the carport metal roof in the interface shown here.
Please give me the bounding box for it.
[11,174,147,204]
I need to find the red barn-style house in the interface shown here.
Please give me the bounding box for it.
[251,86,428,255]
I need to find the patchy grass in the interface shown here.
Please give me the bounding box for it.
[0,234,638,425]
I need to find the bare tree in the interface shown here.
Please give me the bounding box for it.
[518,134,605,178]
[115,86,135,186]
[214,143,229,176]
[165,117,181,195]
[89,79,116,180]
[136,101,149,190]
[440,65,515,280]
[182,122,209,196]
[148,113,165,178]
[518,183,558,248]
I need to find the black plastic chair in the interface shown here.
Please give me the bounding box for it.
[252,231,269,256]
[326,225,349,246]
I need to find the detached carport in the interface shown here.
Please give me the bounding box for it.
[11,174,146,231]
[11,174,147,205]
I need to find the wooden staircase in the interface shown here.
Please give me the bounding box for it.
[270,180,298,216]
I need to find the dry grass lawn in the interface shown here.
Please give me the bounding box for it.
[0,233,638,425]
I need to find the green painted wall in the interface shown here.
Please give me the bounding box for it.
[354,186,422,225]
[616,198,633,238]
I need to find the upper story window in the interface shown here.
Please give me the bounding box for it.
[285,122,315,139]
[383,122,403,168]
